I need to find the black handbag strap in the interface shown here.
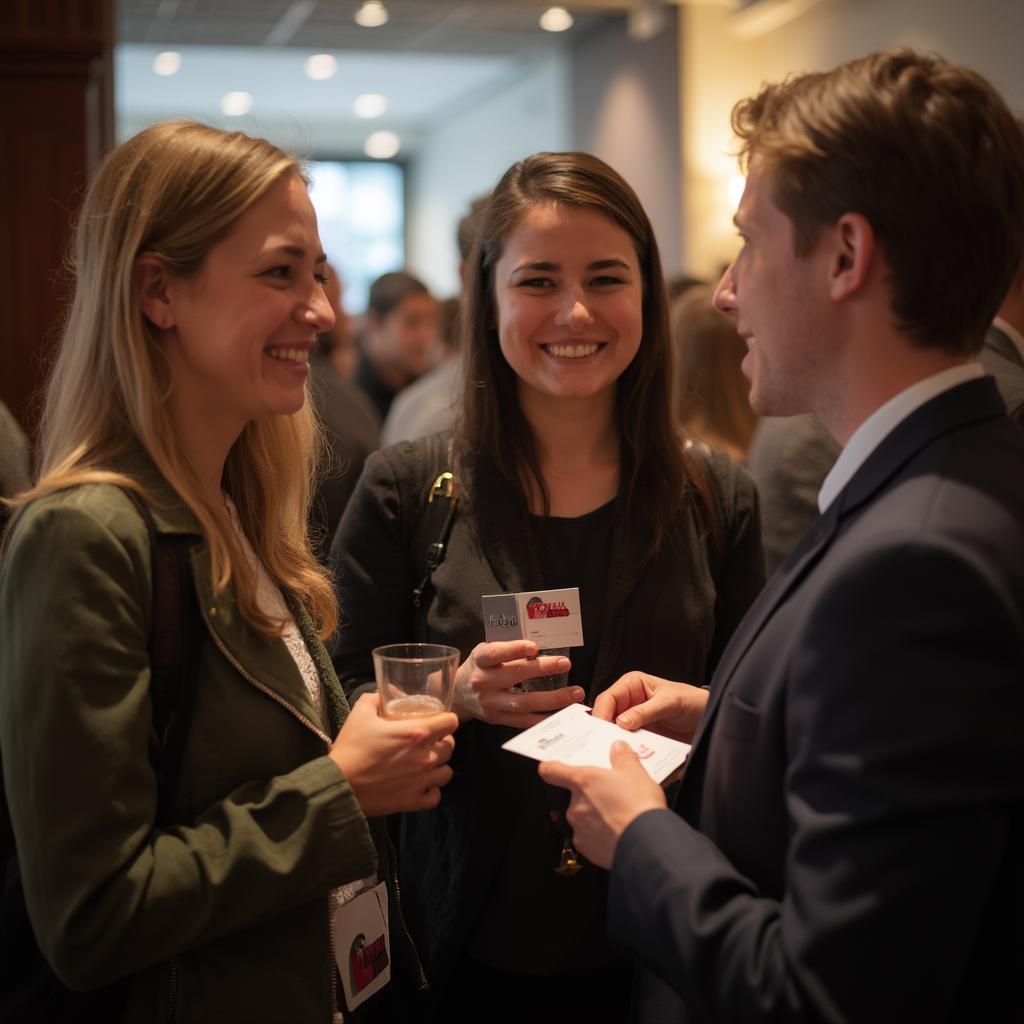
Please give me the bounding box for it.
[119,488,204,826]
[411,437,458,639]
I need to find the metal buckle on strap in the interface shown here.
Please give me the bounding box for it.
[428,471,455,502]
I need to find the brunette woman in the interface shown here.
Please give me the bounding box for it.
[330,152,765,1021]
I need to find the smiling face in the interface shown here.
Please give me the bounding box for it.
[159,172,334,434]
[493,202,643,414]
[713,159,831,417]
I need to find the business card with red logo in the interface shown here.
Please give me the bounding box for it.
[501,702,690,784]
[482,587,584,649]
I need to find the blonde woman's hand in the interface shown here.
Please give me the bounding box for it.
[591,671,708,743]
[330,693,458,816]
[453,640,585,729]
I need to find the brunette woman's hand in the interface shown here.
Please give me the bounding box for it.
[330,694,458,816]
[591,671,708,743]
[452,640,585,729]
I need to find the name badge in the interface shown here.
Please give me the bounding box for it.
[481,586,585,649]
[333,881,391,1012]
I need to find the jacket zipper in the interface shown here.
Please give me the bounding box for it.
[168,959,178,1021]
[328,902,340,1022]
[198,606,332,744]
[200,606,336,1019]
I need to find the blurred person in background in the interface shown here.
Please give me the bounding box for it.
[317,263,359,381]
[355,270,439,421]
[308,262,382,560]
[382,297,461,447]
[382,197,490,446]
[670,282,759,462]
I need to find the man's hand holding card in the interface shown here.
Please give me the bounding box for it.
[508,703,689,869]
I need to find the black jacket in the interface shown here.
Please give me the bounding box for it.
[612,377,1024,1023]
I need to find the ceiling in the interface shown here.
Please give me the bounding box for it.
[115,0,667,150]
[114,1,719,153]
[118,1,633,56]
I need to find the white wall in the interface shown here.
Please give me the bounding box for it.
[570,10,683,276]
[680,0,1024,278]
[408,53,570,299]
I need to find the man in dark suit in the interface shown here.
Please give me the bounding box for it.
[541,49,1024,1023]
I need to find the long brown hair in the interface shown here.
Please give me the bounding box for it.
[456,151,713,553]
[10,120,337,640]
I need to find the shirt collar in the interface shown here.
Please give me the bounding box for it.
[992,316,1024,364]
[817,362,985,513]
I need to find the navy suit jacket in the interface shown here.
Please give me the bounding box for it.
[609,377,1024,1023]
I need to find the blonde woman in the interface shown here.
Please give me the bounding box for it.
[0,121,456,1022]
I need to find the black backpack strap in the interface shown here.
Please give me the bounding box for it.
[120,488,203,826]
[410,437,458,641]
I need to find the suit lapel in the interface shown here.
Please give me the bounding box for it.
[688,500,840,754]
[685,376,1007,766]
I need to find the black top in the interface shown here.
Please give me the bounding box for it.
[535,498,616,691]
[470,499,618,973]
[328,436,766,1017]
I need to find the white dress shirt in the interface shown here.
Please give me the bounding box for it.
[992,316,1024,363]
[818,363,985,513]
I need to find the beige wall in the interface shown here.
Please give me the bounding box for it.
[680,0,1024,279]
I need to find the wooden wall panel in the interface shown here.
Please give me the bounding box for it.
[0,0,113,445]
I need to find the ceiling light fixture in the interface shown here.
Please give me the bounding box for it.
[539,6,574,32]
[364,130,400,159]
[220,91,254,116]
[354,1,389,29]
[152,50,182,76]
[305,53,338,80]
[354,93,388,119]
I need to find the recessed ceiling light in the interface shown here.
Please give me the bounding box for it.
[152,51,182,76]
[539,6,574,32]
[364,130,400,159]
[355,1,389,28]
[220,91,254,117]
[305,54,338,80]
[354,93,388,119]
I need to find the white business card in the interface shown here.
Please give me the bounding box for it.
[501,702,690,784]
[482,587,584,649]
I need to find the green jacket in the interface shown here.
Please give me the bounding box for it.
[0,457,421,1022]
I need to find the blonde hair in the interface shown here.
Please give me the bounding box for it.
[12,120,337,639]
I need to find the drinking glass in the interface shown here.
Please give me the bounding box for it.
[372,643,460,718]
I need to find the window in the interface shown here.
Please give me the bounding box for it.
[307,160,405,315]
